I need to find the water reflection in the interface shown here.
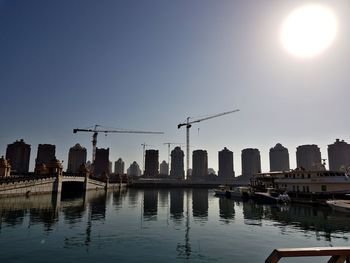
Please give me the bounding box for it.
[143,189,158,220]
[1,188,350,252]
[242,200,350,241]
[192,189,208,219]
[170,189,184,221]
[218,197,235,222]
[158,190,169,208]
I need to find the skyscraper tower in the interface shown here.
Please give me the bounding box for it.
[218,147,234,180]
[93,148,109,177]
[159,160,169,175]
[328,139,350,171]
[5,139,31,174]
[35,144,56,173]
[128,161,141,177]
[296,144,322,170]
[170,146,184,179]
[241,148,261,178]
[144,150,159,177]
[114,158,125,175]
[269,143,290,172]
[192,150,208,180]
[67,143,87,173]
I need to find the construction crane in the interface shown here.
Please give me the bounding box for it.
[177,109,239,179]
[73,125,164,163]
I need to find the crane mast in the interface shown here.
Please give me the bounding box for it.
[177,109,239,179]
[73,125,163,163]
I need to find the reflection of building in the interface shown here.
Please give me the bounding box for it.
[219,197,235,221]
[192,150,208,180]
[170,189,184,220]
[93,148,109,177]
[35,144,56,173]
[5,139,31,174]
[159,160,169,175]
[144,150,159,177]
[114,158,125,175]
[127,161,141,177]
[241,148,261,178]
[328,139,350,171]
[296,144,321,170]
[143,189,158,219]
[192,189,208,218]
[170,147,184,178]
[269,143,290,172]
[67,143,87,173]
[218,147,234,179]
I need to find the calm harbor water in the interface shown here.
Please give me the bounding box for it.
[0,188,349,262]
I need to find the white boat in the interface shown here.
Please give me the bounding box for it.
[253,188,290,204]
[214,185,230,197]
[251,169,350,197]
[228,186,250,199]
[326,199,350,213]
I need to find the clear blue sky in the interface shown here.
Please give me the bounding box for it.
[1,0,349,174]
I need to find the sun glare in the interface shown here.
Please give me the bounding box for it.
[281,4,338,58]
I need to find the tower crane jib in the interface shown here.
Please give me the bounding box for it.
[73,125,163,163]
[177,109,239,179]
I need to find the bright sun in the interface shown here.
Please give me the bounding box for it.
[281,4,338,58]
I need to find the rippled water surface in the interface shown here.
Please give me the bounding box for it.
[0,188,350,262]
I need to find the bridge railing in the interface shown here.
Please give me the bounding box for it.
[0,174,56,184]
[265,247,350,263]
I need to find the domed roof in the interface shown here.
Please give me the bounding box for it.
[71,143,86,150]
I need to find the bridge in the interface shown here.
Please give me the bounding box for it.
[0,172,122,197]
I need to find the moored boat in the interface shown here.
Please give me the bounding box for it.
[228,186,250,199]
[326,199,350,213]
[251,169,350,200]
[253,188,290,204]
[214,185,230,197]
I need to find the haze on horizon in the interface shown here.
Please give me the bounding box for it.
[1,0,349,174]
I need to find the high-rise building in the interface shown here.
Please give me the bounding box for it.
[35,144,56,173]
[328,139,350,171]
[159,160,169,175]
[93,148,109,177]
[5,139,31,174]
[241,148,261,178]
[218,147,234,179]
[128,161,141,177]
[114,158,125,175]
[170,147,184,178]
[144,150,159,177]
[67,143,87,173]
[296,144,322,170]
[269,143,290,172]
[192,150,208,180]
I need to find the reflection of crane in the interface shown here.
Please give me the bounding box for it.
[163,142,185,169]
[177,109,239,179]
[73,125,163,163]
[141,143,156,173]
